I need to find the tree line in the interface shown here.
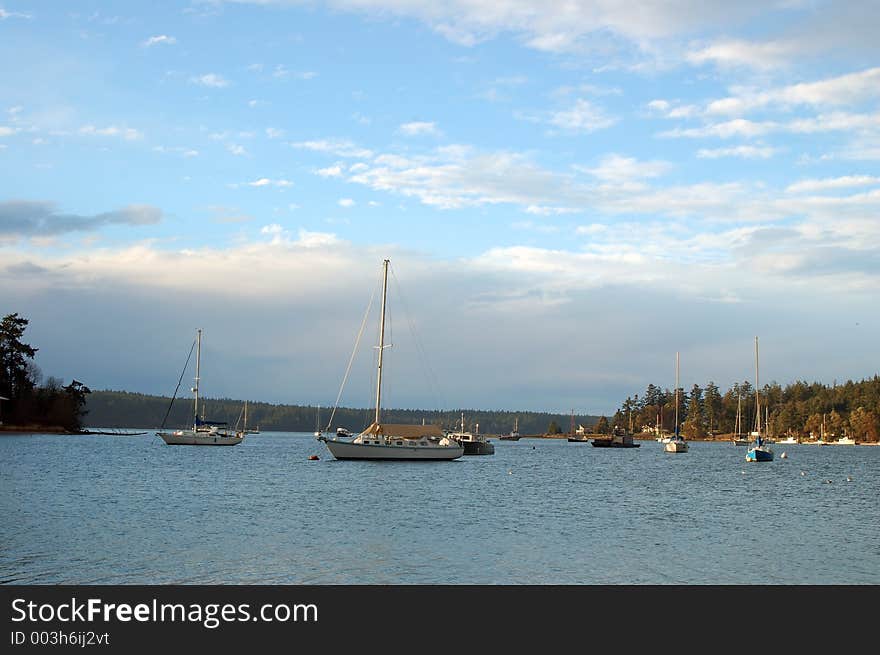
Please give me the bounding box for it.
[84,389,599,435]
[606,377,880,441]
[0,313,90,431]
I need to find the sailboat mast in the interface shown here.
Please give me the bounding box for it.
[193,328,201,430]
[674,352,680,436]
[374,259,390,425]
[755,336,760,434]
[736,395,742,436]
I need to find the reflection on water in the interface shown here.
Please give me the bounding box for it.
[1,433,878,584]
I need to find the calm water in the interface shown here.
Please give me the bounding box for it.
[1,432,878,584]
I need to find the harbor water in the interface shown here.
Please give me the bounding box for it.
[2,433,878,584]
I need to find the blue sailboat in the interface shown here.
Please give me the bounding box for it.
[746,336,773,463]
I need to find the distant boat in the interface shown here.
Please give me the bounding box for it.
[745,337,773,463]
[156,329,244,446]
[664,352,688,453]
[567,410,590,442]
[241,400,260,434]
[448,412,494,456]
[776,435,798,445]
[318,259,463,461]
[732,394,749,446]
[833,436,856,445]
[500,417,521,440]
[592,426,640,448]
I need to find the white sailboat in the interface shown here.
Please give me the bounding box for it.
[314,404,322,437]
[318,259,464,461]
[156,329,244,446]
[664,351,688,453]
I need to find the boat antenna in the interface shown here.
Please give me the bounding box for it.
[159,336,197,429]
[324,268,380,432]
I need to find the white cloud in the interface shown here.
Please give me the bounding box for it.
[706,67,880,116]
[579,154,672,183]
[265,127,285,139]
[291,139,373,159]
[247,178,293,188]
[786,175,880,194]
[152,145,199,158]
[142,35,177,47]
[0,8,32,19]
[316,165,344,177]
[398,121,440,137]
[0,126,18,137]
[272,65,318,80]
[546,99,617,134]
[525,205,579,216]
[79,125,142,140]
[686,38,799,71]
[227,144,247,156]
[191,73,230,88]
[697,145,779,159]
[338,198,355,207]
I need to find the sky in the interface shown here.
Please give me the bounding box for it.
[1,1,879,416]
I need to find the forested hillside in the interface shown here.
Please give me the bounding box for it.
[610,376,880,441]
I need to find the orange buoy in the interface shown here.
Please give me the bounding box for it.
[308,455,319,460]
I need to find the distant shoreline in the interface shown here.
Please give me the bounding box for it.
[0,424,73,435]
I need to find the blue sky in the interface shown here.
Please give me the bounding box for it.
[1,1,879,416]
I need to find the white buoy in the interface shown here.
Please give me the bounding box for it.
[780,452,787,459]
[800,471,805,476]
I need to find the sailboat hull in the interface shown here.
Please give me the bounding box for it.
[664,439,688,453]
[745,447,773,462]
[157,431,243,446]
[322,438,463,460]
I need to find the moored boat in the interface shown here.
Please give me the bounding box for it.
[156,329,244,447]
[592,427,640,448]
[318,259,463,461]
[745,337,773,463]
[448,413,494,455]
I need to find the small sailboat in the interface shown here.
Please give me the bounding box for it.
[318,259,463,461]
[732,395,749,446]
[156,329,244,446]
[746,336,773,462]
[241,400,260,434]
[665,352,688,453]
[314,404,322,437]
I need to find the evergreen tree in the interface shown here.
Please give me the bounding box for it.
[703,381,722,435]
[0,313,38,401]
